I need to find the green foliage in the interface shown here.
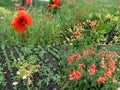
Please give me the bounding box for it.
[60,0,120,47]
[12,56,39,80]
[0,65,6,87]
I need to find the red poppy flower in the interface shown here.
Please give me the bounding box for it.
[106,68,112,75]
[52,0,60,7]
[75,71,82,79]
[88,21,92,25]
[67,56,74,63]
[108,60,115,67]
[91,64,96,69]
[69,73,76,80]
[104,73,108,80]
[110,66,115,73]
[88,68,95,75]
[93,24,99,28]
[19,6,25,11]
[98,51,105,57]
[82,50,89,56]
[79,63,85,69]
[89,50,94,55]
[48,0,60,9]
[47,4,55,9]
[77,23,82,27]
[104,72,112,78]
[75,31,81,38]
[52,0,59,3]
[11,10,32,36]
[73,54,81,60]
[26,0,32,5]
[97,76,105,83]
[69,70,82,80]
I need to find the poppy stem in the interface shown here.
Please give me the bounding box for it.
[21,32,25,37]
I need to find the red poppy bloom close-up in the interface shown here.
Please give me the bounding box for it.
[11,10,33,33]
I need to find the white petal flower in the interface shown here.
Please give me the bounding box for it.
[12,82,18,86]
[23,75,27,79]
[16,71,20,75]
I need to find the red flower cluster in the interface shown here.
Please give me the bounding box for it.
[11,7,33,37]
[47,0,60,9]
[67,48,119,84]
[88,21,99,28]
[69,69,82,80]
[97,50,117,84]
[67,54,81,63]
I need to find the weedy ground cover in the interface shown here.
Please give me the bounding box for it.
[60,0,120,46]
[0,45,60,90]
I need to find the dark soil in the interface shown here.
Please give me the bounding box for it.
[0,45,60,90]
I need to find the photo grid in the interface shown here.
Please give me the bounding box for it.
[0,0,120,90]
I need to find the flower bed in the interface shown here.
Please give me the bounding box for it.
[60,45,120,90]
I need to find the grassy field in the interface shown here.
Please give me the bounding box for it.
[0,0,60,45]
